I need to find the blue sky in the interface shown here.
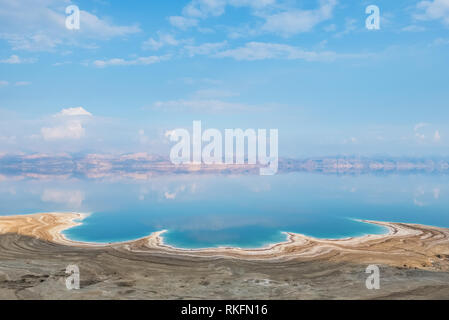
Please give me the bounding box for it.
[0,0,448,157]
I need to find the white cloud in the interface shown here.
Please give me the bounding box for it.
[181,0,275,19]
[229,0,276,9]
[1,33,62,51]
[262,0,337,35]
[93,55,169,67]
[170,0,275,29]
[169,16,199,29]
[0,0,141,51]
[170,0,335,38]
[0,55,36,64]
[214,42,369,61]
[434,130,441,141]
[41,107,92,140]
[143,33,180,50]
[56,107,92,117]
[0,80,9,86]
[184,41,228,57]
[416,0,449,25]
[79,10,141,38]
[183,0,226,18]
[1,55,20,64]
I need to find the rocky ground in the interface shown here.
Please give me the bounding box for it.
[0,236,448,299]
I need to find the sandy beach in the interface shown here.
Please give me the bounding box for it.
[0,212,448,299]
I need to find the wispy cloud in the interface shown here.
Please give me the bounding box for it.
[214,42,372,62]
[181,0,275,19]
[152,99,256,112]
[93,55,169,67]
[184,41,228,57]
[0,55,36,64]
[169,0,275,30]
[401,25,426,32]
[142,32,186,51]
[262,0,337,36]
[415,0,449,25]
[169,16,199,30]
[0,0,141,51]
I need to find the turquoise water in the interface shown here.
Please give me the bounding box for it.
[1,173,448,248]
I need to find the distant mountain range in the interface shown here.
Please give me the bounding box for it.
[0,153,448,179]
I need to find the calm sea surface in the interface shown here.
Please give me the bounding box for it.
[1,173,448,248]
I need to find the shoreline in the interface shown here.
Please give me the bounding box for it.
[0,212,393,251]
[42,212,393,250]
[0,212,448,271]
[1,212,449,299]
